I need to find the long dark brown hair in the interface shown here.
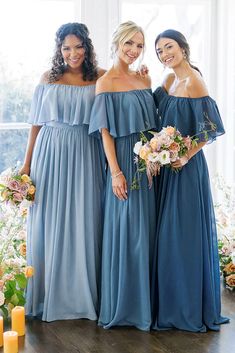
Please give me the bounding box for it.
[155,29,202,75]
[48,22,98,83]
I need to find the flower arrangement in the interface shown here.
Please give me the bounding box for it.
[214,174,235,290]
[131,126,198,189]
[0,167,35,206]
[0,167,35,318]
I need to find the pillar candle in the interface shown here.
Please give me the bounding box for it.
[0,316,3,347]
[11,306,25,336]
[3,331,18,353]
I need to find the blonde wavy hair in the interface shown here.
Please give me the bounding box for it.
[111,21,145,59]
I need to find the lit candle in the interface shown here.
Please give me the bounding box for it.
[3,331,18,353]
[11,306,25,336]
[0,316,3,347]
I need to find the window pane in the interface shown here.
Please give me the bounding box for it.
[0,0,76,123]
[0,0,76,172]
[121,0,211,87]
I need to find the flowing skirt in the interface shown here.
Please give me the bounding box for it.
[98,133,157,331]
[151,150,229,332]
[26,122,106,321]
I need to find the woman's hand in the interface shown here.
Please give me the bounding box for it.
[171,155,189,169]
[19,165,30,176]
[112,172,128,200]
[136,64,149,77]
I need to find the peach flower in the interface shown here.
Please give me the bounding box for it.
[163,126,175,137]
[139,145,152,161]
[28,185,36,195]
[19,243,27,257]
[224,262,235,274]
[226,274,235,287]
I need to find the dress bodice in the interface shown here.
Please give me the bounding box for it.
[28,83,96,126]
[153,87,225,143]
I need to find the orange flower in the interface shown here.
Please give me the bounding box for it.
[25,266,34,278]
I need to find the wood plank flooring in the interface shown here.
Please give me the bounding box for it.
[1,285,234,353]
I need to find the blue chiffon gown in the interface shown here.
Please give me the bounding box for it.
[151,87,229,332]
[25,84,106,322]
[89,89,158,331]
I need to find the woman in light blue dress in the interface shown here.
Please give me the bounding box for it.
[151,29,229,332]
[89,21,158,331]
[20,23,106,321]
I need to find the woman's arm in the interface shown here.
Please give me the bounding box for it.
[101,128,128,200]
[171,141,207,168]
[19,125,42,175]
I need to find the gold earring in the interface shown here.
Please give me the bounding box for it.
[182,51,187,59]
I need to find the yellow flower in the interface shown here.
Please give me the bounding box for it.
[28,185,36,195]
[224,262,235,274]
[25,266,34,278]
[19,243,27,257]
[21,174,31,183]
[8,303,15,314]
[226,274,235,287]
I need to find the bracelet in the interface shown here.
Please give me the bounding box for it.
[111,171,123,178]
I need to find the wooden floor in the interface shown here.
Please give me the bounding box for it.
[1,286,234,353]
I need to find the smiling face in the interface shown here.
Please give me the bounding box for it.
[156,37,184,68]
[61,34,85,70]
[118,31,144,65]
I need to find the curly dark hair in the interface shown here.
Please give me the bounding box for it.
[48,22,98,83]
[155,29,202,76]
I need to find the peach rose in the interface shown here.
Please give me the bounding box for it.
[19,243,27,257]
[149,138,160,151]
[226,274,235,287]
[25,266,34,278]
[224,262,235,274]
[28,185,36,195]
[164,126,175,137]
[0,280,4,290]
[139,145,152,161]
[169,141,180,153]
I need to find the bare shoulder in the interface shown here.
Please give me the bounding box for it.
[97,67,107,79]
[141,74,152,88]
[95,72,113,94]
[162,73,175,91]
[39,70,50,84]
[186,72,209,98]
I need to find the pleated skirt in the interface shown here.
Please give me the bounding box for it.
[151,151,229,332]
[26,122,106,321]
[98,133,157,331]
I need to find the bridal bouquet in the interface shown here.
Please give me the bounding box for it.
[131,126,198,189]
[0,167,35,207]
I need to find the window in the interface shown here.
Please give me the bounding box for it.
[0,0,78,172]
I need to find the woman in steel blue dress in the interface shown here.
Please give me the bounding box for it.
[151,29,229,332]
[89,21,157,331]
[20,23,106,321]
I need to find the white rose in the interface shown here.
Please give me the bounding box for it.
[0,291,5,306]
[147,152,159,163]
[133,141,143,155]
[158,150,171,165]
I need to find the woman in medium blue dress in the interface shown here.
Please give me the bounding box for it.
[151,29,229,332]
[89,21,157,331]
[20,23,106,321]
